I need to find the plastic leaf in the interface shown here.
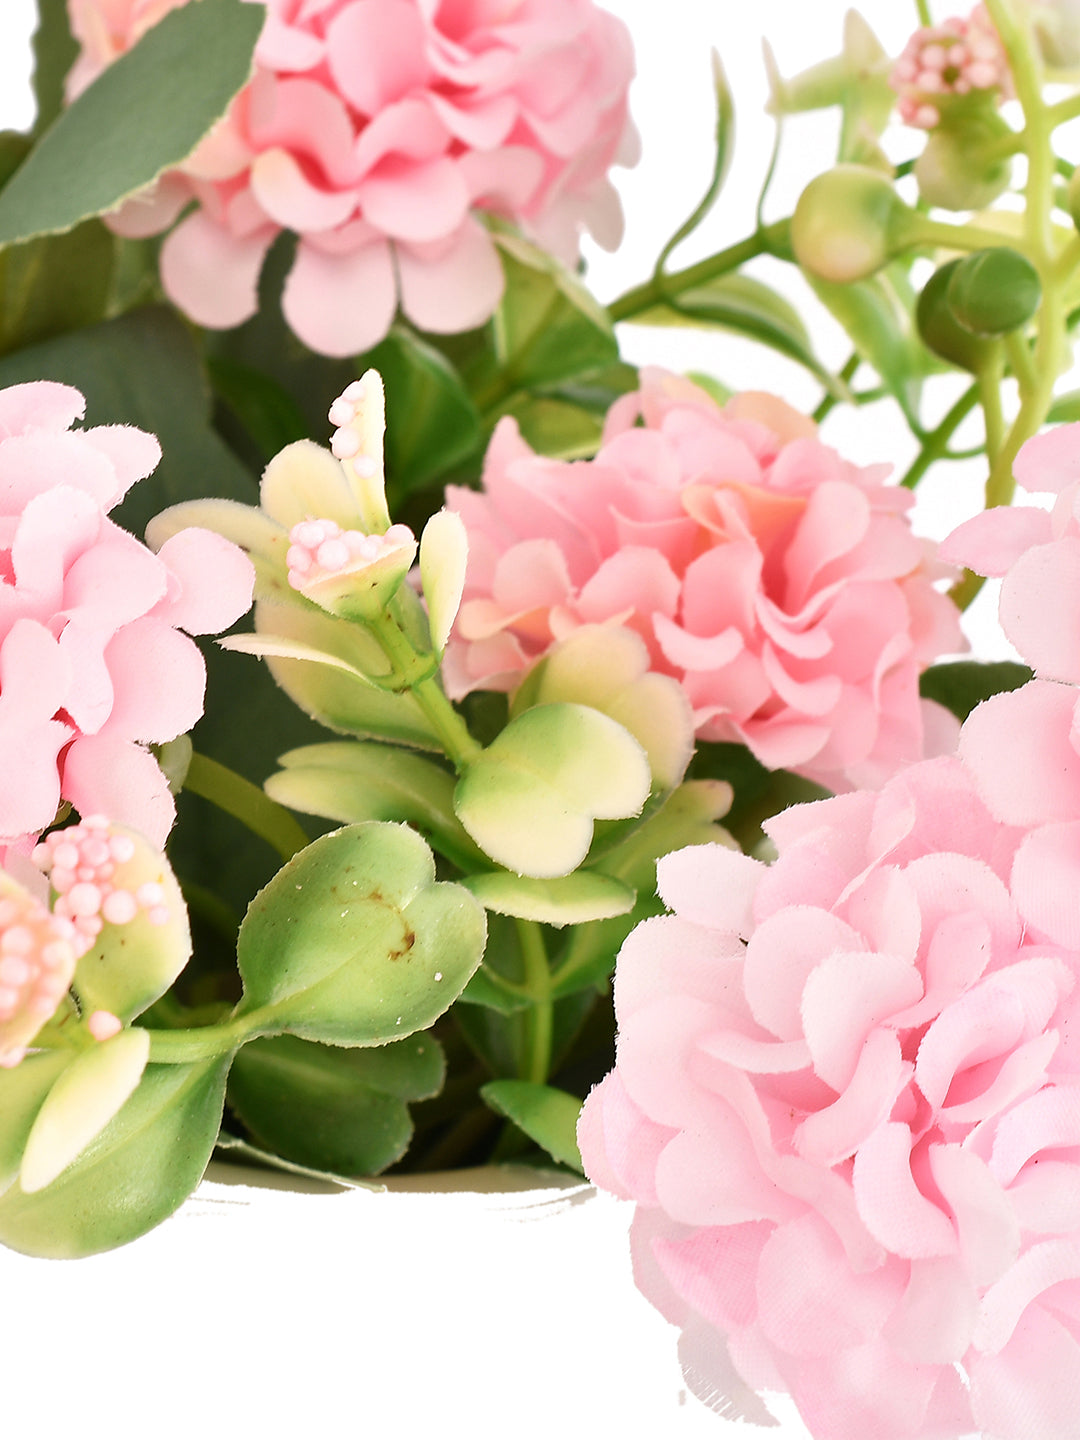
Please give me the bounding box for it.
[419,508,468,656]
[480,1079,584,1173]
[464,870,636,926]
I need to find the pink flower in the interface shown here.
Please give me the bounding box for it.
[942,423,1080,684]
[68,0,637,357]
[444,369,964,792]
[0,876,82,1068]
[890,5,1011,130]
[0,380,255,848]
[579,710,1080,1440]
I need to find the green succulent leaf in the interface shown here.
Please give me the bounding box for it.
[463,871,636,927]
[0,1050,73,1197]
[266,741,485,871]
[227,1032,444,1176]
[0,0,263,246]
[236,822,487,1046]
[0,1055,231,1258]
[480,1079,584,1173]
[453,703,651,879]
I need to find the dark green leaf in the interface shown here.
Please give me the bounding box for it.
[365,328,483,499]
[0,1056,230,1258]
[688,741,829,853]
[0,133,31,191]
[0,0,264,246]
[228,1033,444,1176]
[208,355,310,465]
[480,1079,584,1173]
[919,660,1032,721]
[0,219,114,355]
[32,0,79,138]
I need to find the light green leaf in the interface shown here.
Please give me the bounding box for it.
[480,1079,584,1173]
[464,871,636,926]
[454,703,651,879]
[227,1032,444,1176]
[0,1055,231,1257]
[498,394,604,459]
[419,508,468,655]
[235,822,487,1046]
[807,268,924,426]
[492,228,619,390]
[0,1050,73,1196]
[0,0,264,246]
[19,1028,151,1194]
[1050,389,1080,422]
[267,740,485,870]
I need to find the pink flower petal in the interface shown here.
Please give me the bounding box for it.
[852,1122,957,1258]
[151,528,255,635]
[61,733,175,849]
[102,619,206,743]
[1013,423,1080,494]
[250,148,360,232]
[281,238,397,357]
[1000,538,1080,681]
[160,210,276,329]
[325,0,432,116]
[396,217,505,333]
[940,504,1052,576]
[960,681,1080,828]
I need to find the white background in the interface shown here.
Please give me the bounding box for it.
[0,3,1051,1436]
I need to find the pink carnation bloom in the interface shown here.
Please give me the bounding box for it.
[444,370,963,792]
[942,423,1080,684]
[0,381,255,849]
[580,714,1080,1440]
[67,0,637,357]
[890,5,1011,130]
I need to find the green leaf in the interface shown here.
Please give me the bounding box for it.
[459,965,531,1015]
[0,1055,231,1258]
[235,822,487,1046]
[653,51,735,274]
[464,871,636,926]
[0,0,264,246]
[366,328,483,499]
[0,305,256,538]
[207,356,310,466]
[31,0,79,138]
[0,219,115,356]
[266,741,485,871]
[919,660,1032,721]
[491,228,619,391]
[688,741,829,854]
[498,394,603,460]
[454,703,651,879]
[228,1032,444,1176]
[807,268,924,426]
[633,272,846,398]
[480,1079,584,1173]
[1049,389,1080,423]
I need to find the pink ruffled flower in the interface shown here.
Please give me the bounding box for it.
[68,0,637,357]
[942,424,1080,684]
[890,5,1012,130]
[444,369,964,792]
[580,715,1080,1440]
[0,380,255,848]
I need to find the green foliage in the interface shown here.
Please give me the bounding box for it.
[235,822,487,1046]
[919,660,1033,721]
[463,871,637,927]
[0,219,114,356]
[480,1079,584,1173]
[0,1051,72,1196]
[228,1033,445,1176]
[811,266,927,424]
[31,0,78,137]
[0,0,263,246]
[688,742,829,854]
[0,1056,231,1258]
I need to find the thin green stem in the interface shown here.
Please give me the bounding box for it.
[812,352,860,424]
[915,0,932,24]
[909,215,1036,255]
[183,752,310,863]
[899,383,980,490]
[515,918,552,1085]
[371,609,482,770]
[1004,331,1037,393]
[146,1008,267,1063]
[1047,92,1080,129]
[977,354,1008,464]
[607,221,790,324]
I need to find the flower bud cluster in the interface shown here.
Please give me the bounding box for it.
[0,889,80,1068]
[32,815,171,946]
[890,6,1011,128]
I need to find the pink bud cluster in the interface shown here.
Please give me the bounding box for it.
[286,520,415,592]
[0,890,80,1068]
[328,380,379,473]
[890,6,1011,129]
[32,815,170,947]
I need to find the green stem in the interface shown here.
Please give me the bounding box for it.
[515,918,552,1085]
[371,609,482,770]
[915,0,932,23]
[812,352,860,424]
[607,221,790,324]
[977,353,1008,464]
[183,752,310,863]
[1004,330,1037,393]
[1047,92,1080,129]
[908,215,1037,255]
[146,1010,262,1063]
[899,383,980,489]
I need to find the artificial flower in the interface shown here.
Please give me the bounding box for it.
[0,380,254,848]
[67,0,638,356]
[443,368,963,793]
[580,716,1080,1440]
[889,4,1012,130]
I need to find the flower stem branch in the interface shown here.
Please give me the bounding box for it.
[899,383,980,490]
[608,221,791,324]
[515,918,553,1084]
[372,608,483,770]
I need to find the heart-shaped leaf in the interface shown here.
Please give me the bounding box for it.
[235,822,487,1046]
[453,703,650,878]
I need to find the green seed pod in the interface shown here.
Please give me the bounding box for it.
[792,164,910,283]
[946,247,1042,336]
[914,108,1013,213]
[916,260,996,372]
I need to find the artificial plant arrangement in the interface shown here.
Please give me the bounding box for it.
[2,0,1080,1434]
